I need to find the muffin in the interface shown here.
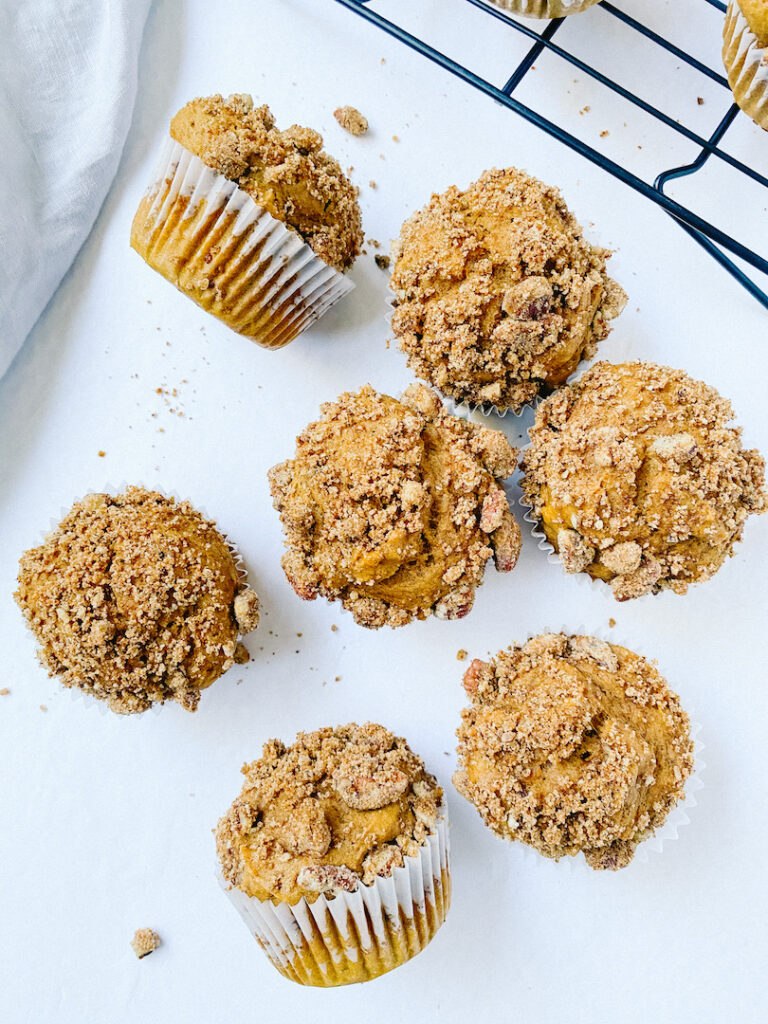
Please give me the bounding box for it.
[723,0,768,131]
[15,487,260,713]
[390,167,626,414]
[521,361,766,600]
[268,382,521,627]
[454,633,694,870]
[488,0,602,17]
[131,93,363,349]
[216,722,450,986]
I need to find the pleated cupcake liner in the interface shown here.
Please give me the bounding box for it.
[465,626,704,875]
[132,137,354,349]
[723,1,768,132]
[32,482,254,716]
[486,0,603,20]
[219,807,451,986]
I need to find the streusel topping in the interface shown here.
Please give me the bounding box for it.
[15,487,259,714]
[521,361,766,599]
[171,94,363,272]
[454,633,694,870]
[390,167,626,412]
[268,383,521,628]
[216,723,443,904]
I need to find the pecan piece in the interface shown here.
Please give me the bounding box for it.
[297,864,359,895]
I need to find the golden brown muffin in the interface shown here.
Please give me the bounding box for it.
[268,383,522,628]
[15,487,260,714]
[454,633,694,870]
[521,362,766,600]
[216,723,449,985]
[131,94,362,349]
[169,93,362,272]
[488,0,602,17]
[723,1,768,131]
[390,167,626,413]
[217,723,443,904]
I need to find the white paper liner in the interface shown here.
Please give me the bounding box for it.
[486,0,602,18]
[134,137,355,349]
[462,627,703,875]
[723,1,768,131]
[29,483,255,716]
[219,807,450,986]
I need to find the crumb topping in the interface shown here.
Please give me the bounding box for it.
[268,384,521,628]
[334,105,369,136]
[15,487,259,714]
[390,167,626,413]
[171,94,363,272]
[522,362,766,599]
[454,633,694,869]
[216,722,443,904]
[131,928,160,959]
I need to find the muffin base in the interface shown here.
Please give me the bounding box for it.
[131,139,354,349]
[221,810,450,986]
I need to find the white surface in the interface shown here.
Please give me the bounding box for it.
[0,0,152,378]
[1,2,767,1022]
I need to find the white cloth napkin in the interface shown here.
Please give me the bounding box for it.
[0,0,152,380]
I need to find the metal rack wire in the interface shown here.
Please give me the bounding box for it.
[333,0,768,309]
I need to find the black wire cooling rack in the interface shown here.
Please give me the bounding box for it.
[333,0,768,310]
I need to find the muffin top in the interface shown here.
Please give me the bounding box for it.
[521,361,766,600]
[454,633,694,870]
[390,167,626,413]
[736,0,768,44]
[268,383,521,628]
[15,487,260,714]
[216,722,443,904]
[171,93,363,272]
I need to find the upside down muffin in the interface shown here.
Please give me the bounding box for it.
[390,167,626,413]
[216,722,450,985]
[521,361,766,600]
[131,93,362,348]
[268,383,522,628]
[454,633,694,870]
[15,487,260,714]
[488,1,603,18]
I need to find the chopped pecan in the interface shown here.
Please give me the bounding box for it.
[491,511,521,572]
[296,863,359,895]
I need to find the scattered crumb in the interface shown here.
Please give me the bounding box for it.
[609,618,616,629]
[97,451,106,458]
[369,180,377,189]
[381,58,386,64]
[579,106,591,115]
[331,624,338,632]
[375,254,391,270]
[457,649,468,661]
[131,928,160,959]
[392,135,400,142]
[40,704,48,712]
[697,97,704,105]
[599,130,609,138]
[368,238,380,249]
[0,688,9,696]
[335,676,341,682]
[334,105,369,136]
